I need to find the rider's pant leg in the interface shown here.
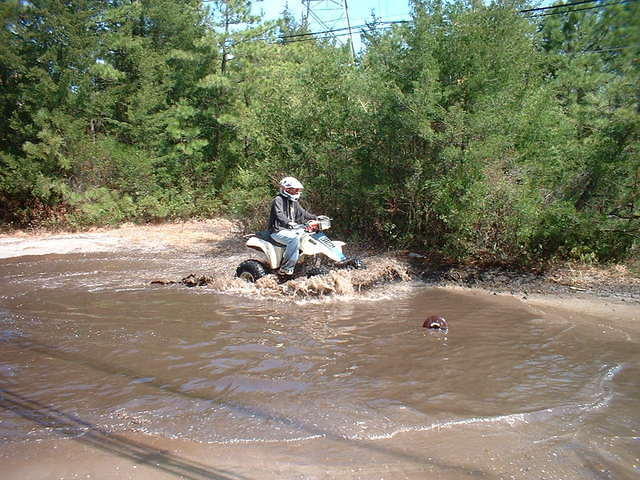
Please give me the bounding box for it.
[270,229,302,273]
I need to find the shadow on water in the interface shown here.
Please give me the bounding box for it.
[2,338,496,479]
[0,389,249,480]
[573,442,631,480]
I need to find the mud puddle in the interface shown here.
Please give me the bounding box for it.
[0,227,639,479]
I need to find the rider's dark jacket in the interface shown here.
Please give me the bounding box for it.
[268,193,317,233]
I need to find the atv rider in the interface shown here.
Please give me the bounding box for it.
[268,177,318,276]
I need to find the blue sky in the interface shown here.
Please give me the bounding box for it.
[253,0,412,51]
[249,1,553,52]
[255,0,412,24]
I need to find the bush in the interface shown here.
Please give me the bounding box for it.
[67,187,136,226]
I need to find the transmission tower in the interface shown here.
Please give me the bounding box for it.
[301,0,356,59]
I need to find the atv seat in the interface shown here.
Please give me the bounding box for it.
[255,231,287,247]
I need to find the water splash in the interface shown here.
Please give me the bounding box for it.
[155,256,411,301]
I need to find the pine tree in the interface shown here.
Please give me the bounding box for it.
[539,1,640,259]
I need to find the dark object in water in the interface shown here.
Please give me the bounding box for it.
[150,274,212,287]
[180,274,212,287]
[423,315,448,330]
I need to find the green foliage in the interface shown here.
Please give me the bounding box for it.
[220,167,272,233]
[69,187,136,226]
[1,0,637,266]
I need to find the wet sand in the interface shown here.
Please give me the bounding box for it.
[1,423,612,480]
[0,219,241,258]
[1,220,638,480]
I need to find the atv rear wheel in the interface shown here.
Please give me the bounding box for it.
[236,260,268,283]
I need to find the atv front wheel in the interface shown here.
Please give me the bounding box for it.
[337,258,366,270]
[306,266,330,278]
[236,260,268,283]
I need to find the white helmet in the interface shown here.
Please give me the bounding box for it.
[280,176,304,201]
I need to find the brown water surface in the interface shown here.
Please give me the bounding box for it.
[0,249,638,479]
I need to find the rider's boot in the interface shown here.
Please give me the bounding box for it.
[277,267,295,276]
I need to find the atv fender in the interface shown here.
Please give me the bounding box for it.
[246,236,283,270]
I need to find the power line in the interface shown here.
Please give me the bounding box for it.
[524,0,637,17]
[260,0,637,46]
[519,0,602,13]
[276,0,635,42]
[279,25,397,44]
[277,20,408,41]
[242,19,402,44]
[239,0,639,47]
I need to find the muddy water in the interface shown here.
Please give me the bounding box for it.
[1,249,639,479]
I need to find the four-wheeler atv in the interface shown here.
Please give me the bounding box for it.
[236,216,364,282]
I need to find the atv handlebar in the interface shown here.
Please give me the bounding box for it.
[305,222,320,232]
[305,216,331,232]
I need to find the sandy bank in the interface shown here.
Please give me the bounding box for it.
[0,219,239,258]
